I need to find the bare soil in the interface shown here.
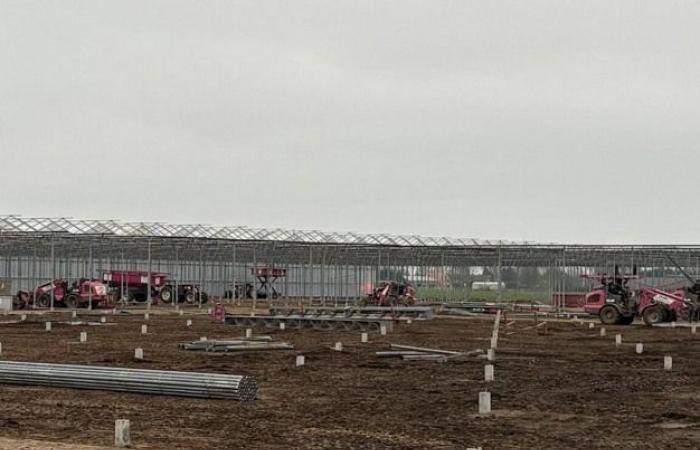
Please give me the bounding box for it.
[0,308,699,449]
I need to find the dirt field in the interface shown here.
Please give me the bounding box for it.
[0,308,699,449]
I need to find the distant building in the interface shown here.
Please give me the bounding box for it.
[471,281,505,291]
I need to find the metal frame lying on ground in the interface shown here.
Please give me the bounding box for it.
[268,305,434,320]
[224,314,394,331]
[180,338,294,352]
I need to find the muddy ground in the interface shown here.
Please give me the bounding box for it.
[0,308,699,449]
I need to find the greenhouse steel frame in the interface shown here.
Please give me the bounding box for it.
[2,215,700,306]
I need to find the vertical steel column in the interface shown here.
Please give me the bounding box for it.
[377,249,381,295]
[232,244,237,305]
[31,248,37,309]
[303,248,309,305]
[174,247,179,309]
[50,237,55,311]
[320,250,326,306]
[198,246,204,308]
[561,247,567,311]
[88,243,94,310]
[252,247,257,312]
[146,239,152,310]
[496,243,502,303]
[548,258,553,310]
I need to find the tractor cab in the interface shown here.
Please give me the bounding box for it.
[583,275,635,315]
[581,271,638,325]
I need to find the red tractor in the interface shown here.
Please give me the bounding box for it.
[102,270,209,304]
[363,281,417,306]
[14,279,111,309]
[583,283,690,326]
[582,264,699,325]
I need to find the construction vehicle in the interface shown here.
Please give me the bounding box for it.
[662,254,700,322]
[102,270,209,304]
[14,279,111,309]
[582,265,697,325]
[363,281,417,307]
[252,267,286,299]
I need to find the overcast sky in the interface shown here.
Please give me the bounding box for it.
[1,1,699,244]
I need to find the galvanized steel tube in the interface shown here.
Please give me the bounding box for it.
[0,361,257,401]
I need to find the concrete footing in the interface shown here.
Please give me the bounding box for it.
[484,364,494,382]
[487,349,495,362]
[478,391,491,414]
[114,419,131,447]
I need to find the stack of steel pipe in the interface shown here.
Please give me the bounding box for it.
[0,361,257,401]
[180,339,294,352]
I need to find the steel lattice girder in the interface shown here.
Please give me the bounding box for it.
[223,314,395,331]
[2,215,700,268]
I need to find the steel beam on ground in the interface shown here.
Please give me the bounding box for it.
[223,314,393,332]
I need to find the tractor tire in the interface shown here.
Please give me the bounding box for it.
[199,292,209,304]
[12,297,25,310]
[159,286,174,304]
[37,294,51,308]
[599,305,621,325]
[184,291,196,304]
[643,305,665,326]
[65,294,80,309]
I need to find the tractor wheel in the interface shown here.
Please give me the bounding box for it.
[599,305,621,325]
[643,305,665,326]
[37,294,51,308]
[159,287,174,304]
[199,292,209,304]
[184,291,196,304]
[65,294,80,309]
[12,297,25,310]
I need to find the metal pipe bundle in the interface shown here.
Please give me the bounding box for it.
[180,340,294,352]
[0,361,257,401]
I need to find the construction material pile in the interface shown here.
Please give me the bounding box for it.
[54,321,117,326]
[0,361,257,401]
[268,305,434,320]
[376,344,482,362]
[180,335,294,353]
[225,314,393,332]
